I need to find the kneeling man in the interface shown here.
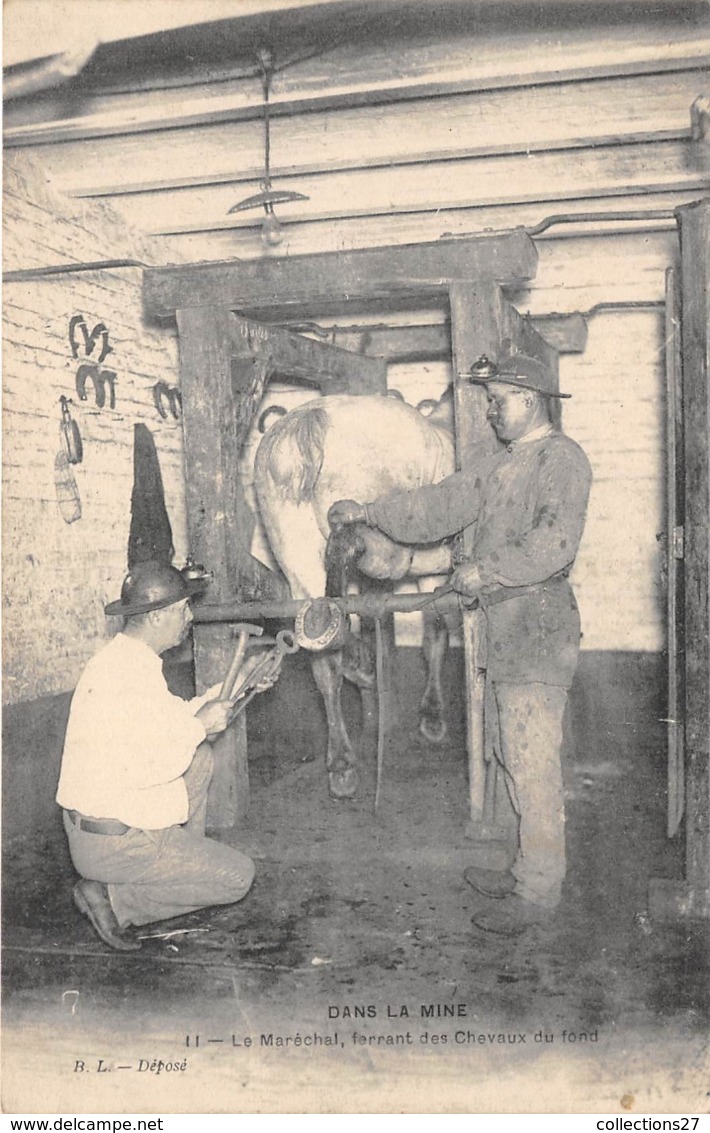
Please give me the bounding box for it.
[57,560,279,951]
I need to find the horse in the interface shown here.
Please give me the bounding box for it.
[253,390,456,799]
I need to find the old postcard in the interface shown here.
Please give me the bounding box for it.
[2,0,709,1115]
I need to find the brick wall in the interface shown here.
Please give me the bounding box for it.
[2,154,189,704]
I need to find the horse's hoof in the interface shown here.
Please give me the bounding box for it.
[329,767,358,799]
[419,718,448,745]
[341,664,375,690]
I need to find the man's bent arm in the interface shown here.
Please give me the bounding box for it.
[367,468,483,545]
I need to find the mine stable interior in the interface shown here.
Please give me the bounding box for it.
[2,0,709,1113]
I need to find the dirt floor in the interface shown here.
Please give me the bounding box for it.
[2,649,708,1113]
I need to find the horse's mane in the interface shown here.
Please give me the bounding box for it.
[256,403,328,504]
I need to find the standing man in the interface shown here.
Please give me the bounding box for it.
[328,355,592,936]
[57,560,280,951]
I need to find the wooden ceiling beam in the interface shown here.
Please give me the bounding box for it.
[5,28,709,145]
[21,71,706,198]
[143,231,538,320]
[316,314,588,358]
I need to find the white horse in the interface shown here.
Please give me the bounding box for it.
[254,391,455,798]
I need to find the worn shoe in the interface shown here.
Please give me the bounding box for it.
[73,880,141,952]
[471,895,551,937]
[463,866,516,900]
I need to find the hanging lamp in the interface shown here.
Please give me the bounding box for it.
[228,48,309,247]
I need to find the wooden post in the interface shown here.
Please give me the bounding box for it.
[678,199,710,918]
[448,281,558,841]
[177,307,282,826]
[449,282,500,838]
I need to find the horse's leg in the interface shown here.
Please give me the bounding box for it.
[310,651,358,798]
[254,493,361,797]
[420,607,449,744]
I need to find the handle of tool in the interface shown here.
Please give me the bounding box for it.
[220,632,250,701]
[228,650,278,707]
[230,685,260,719]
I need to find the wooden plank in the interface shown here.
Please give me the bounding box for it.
[676,197,710,917]
[111,141,704,237]
[166,190,692,264]
[22,71,707,198]
[322,314,588,359]
[143,231,538,319]
[5,21,709,144]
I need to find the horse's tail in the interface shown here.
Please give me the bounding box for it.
[325,525,367,597]
[255,404,328,504]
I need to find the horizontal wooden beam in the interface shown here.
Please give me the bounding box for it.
[21,70,706,198]
[222,314,387,393]
[301,313,588,358]
[5,22,709,145]
[143,231,538,320]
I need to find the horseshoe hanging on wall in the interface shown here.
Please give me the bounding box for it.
[153,381,182,420]
[76,362,117,409]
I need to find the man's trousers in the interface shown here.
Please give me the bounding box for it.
[492,681,568,910]
[63,743,254,928]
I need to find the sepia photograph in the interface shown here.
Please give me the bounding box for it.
[2,0,709,1115]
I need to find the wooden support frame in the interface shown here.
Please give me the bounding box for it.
[166,230,550,828]
[143,232,538,320]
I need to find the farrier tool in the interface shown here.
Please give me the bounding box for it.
[219,622,264,701]
[228,628,299,717]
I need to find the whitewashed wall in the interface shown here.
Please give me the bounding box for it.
[2,155,190,704]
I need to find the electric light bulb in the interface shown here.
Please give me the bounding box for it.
[261,211,284,247]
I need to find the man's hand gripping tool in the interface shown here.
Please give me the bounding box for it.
[226,627,299,718]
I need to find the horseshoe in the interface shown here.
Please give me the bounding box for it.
[153,382,182,420]
[69,316,112,363]
[153,381,170,419]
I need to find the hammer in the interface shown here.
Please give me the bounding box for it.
[220,623,264,703]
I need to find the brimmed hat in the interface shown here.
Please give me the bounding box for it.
[105,560,201,617]
[469,354,571,398]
